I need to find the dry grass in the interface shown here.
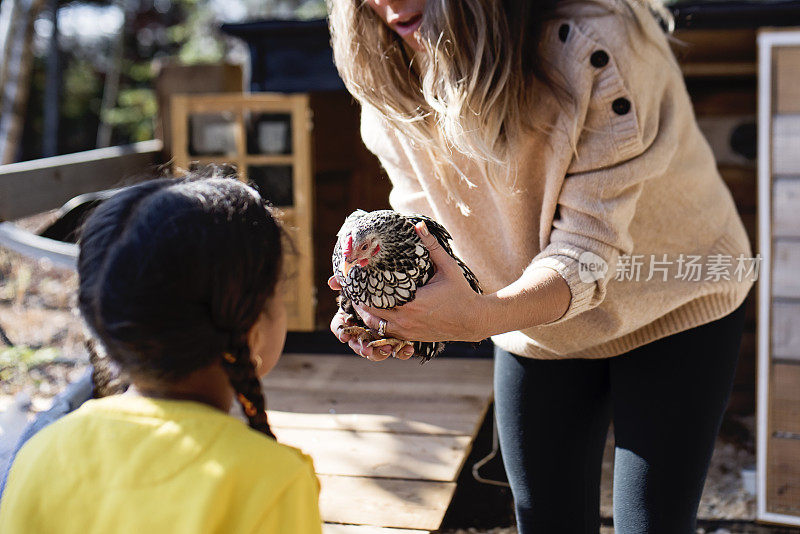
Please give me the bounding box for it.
[0,245,89,413]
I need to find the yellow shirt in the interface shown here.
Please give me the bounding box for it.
[0,395,322,534]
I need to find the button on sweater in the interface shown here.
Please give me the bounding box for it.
[359,0,753,359]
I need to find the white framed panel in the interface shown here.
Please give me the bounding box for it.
[757,28,800,528]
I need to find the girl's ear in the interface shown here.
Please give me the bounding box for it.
[247,290,287,378]
[247,316,265,374]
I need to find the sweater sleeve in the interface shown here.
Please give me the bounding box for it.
[529,11,679,325]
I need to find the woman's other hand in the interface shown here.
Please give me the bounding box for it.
[328,276,415,361]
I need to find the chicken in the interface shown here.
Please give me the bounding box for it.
[332,209,482,362]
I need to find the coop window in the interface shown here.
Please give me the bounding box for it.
[247,113,292,155]
[248,165,294,207]
[188,112,238,156]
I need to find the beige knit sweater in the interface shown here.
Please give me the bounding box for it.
[358,0,754,359]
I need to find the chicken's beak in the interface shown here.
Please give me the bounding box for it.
[342,260,354,278]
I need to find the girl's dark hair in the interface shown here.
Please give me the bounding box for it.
[78,168,283,438]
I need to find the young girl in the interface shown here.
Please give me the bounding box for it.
[327,0,753,532]
[0,172,322,533]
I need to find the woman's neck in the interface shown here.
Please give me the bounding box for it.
[125,361,234,413]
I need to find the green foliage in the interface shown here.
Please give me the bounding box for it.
[62,58,102,119]
[174,9,226,65]
[127,61,154,83]
[103,86,157,142]
[294,0,327,19]
[33,0,330,153]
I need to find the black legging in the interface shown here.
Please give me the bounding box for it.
[494,302,746,534]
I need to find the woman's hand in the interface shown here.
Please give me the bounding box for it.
[328,221,489,361]
[328,302,415,361]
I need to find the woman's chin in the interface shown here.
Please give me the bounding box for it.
[402,34,424,54]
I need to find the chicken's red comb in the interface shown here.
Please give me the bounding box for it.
[343,235,353,256]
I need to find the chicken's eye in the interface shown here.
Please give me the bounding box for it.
[360,244,368,251]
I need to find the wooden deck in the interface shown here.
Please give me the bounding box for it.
[262,354,495,533]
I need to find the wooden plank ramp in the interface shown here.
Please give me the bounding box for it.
[262,354,494,533]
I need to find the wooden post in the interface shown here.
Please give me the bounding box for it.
[0,140,162,221]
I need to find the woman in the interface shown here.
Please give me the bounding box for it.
[327,1,753,532]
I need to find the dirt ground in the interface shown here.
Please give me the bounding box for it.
[0,239,778,533]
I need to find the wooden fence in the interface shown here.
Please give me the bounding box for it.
[0,140,162,221]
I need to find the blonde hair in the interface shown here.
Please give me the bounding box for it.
[327,0,673,213]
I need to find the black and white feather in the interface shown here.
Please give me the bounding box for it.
[332,209,482,362]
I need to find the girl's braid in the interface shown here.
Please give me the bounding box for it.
[222,341,275,439]
[87,338,128,397]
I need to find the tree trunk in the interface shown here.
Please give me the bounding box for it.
[42,0,60,158]
[0,0,46,164]
[0,0,18,65]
